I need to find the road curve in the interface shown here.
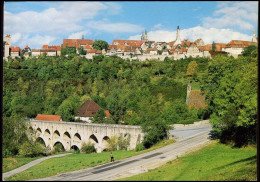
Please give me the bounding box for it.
[33,126,212,181]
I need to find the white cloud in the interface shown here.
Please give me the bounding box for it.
[68,30,92,39]
[86,20,143,33]
[152,24,163,30]
[4,2,116,36]
[129,26,252,44]
[202,1,258,31]
[10,33,22,44]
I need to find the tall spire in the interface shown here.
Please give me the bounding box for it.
[252,30,257,43]
[82,34,84,40]
[174,25,182,46]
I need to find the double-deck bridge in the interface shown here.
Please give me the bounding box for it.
[29,120,144,153]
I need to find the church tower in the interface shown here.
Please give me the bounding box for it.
[173,26,182,46]
[251,30,257,43]
[141,30,148,42]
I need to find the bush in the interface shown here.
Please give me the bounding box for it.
[54,143,65,153]
[81,142,96,154]
[107,136,118,151]
[118,136,129,150]
[19,141,45,157]
[135,143,145,151]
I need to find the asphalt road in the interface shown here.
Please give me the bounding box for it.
[33,125,212,181]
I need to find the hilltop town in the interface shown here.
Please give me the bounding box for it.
[3,26,258,61]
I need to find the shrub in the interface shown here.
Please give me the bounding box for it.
[118,136,129,150]
[135,143,145,151]
[107,136,118,151]
[81,142,96,154]
[19,141,45,157]
[54,143,65,153]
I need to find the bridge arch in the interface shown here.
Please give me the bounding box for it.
[35,137,46,147]
[73,133,81,141]
[102,136,110,149]
[36,128,42,134]
[53,141,65,152]
[63,131,71,140]
[44,129,51,136]
[54,130,60,138]
[89,134,98,144]
[71,145,80,152]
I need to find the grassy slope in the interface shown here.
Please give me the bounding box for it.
[2,156,43,173]
[119,141,257,181]
[5,139,174,181]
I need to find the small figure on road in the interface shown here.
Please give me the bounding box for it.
[110,152,114,162]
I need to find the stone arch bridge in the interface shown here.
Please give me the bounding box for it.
[29,120,144,153]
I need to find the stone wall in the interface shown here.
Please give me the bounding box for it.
[171,120,211,129]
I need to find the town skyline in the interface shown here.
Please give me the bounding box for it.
[4,1,258,49]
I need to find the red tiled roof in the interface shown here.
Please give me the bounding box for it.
[112,40,144,47]
[5,34,11,38]
[87,49,96,53]
[25,45,29,49]
[43,45,61,51]
[104,110,110,118]
[84,45,92,49]
[62,39,93,49]
[182,47,187,52]
[181,40,191,46]
[108,45,117,50]
[35,114,62,121]
[96,50,102,54]
[225,40,249,48]
[32,49,41,52]
[10,46,20,52]
[77,100,101,117]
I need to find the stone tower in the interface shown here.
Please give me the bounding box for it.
[251,30,257,43]
[174,26,182,47]
[4,34,11,58]
[141,30,148,42]
[186,81,191,105]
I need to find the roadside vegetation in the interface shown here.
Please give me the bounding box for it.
[5,139,175,181]
[119,141,257,181]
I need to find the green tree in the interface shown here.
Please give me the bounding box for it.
[77,46,86,55]
[201,55,257,146]
[241,45,257,57]
[211,41,216,52]
[92,40,108,51]
[186,60,198,77]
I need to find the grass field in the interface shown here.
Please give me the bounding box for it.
[5,139,174,181]
[2,156,43,173]
[119,141,257,181]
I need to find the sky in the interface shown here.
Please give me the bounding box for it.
[4,1,259,49]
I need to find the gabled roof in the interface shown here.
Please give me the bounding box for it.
[112,40,144,47]
[62,39,93,48]
[10,46,20,52]
[77,100,101,117]
[87,49,96,53]
[35,114,62,121]
[225,40,250,48]
[84,45,92,49]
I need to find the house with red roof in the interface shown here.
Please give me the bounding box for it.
[75,100,110,123]
[62,39,93,49]
[10,46,20,58]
